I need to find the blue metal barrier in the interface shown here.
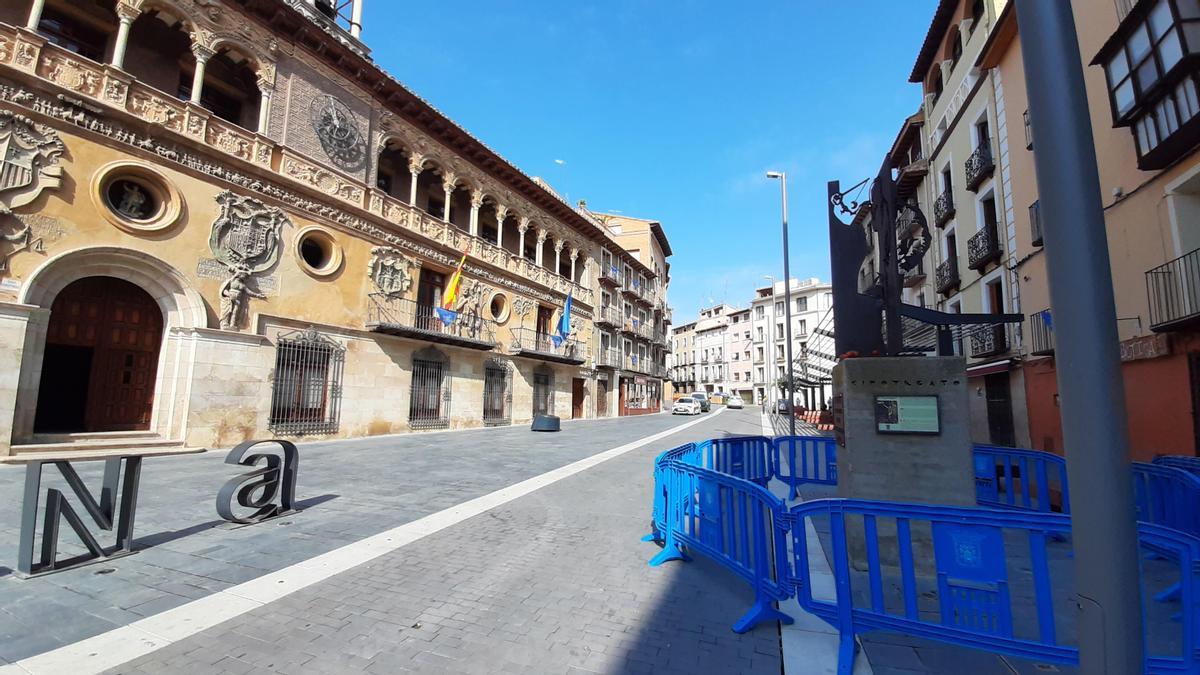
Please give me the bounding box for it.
[648,457,794,633]
[1155,455,1200,478]
[972,445,1070,514]
[772,435,838,499]
[788,498,1200,675]
[647,438,1200,673]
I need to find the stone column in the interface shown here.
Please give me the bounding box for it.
[535,228,548,266]
[570,247,580,283]
[25,0,47,30]
[553,239,564,275]
[441,175,456,223]
[256,76,273,135]
[111,4,140,70]
[407,154,424,207]
[190,45,215,105]
[469,189,483,237]
[495,205,509,251]
[518,218,530,260]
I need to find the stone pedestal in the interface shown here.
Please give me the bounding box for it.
[832,356,975,571]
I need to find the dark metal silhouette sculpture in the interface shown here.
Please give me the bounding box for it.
[217,439,299,524]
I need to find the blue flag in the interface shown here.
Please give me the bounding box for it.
[551,292,572,347]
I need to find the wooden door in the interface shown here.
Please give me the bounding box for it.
[571,378,585,419]
[36,277,162,432]
[596,379,608,417]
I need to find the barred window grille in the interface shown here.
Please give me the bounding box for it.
[533,367,554,417]
[410,347,450,430]
[483,359,512,426]
[269,327,345,435]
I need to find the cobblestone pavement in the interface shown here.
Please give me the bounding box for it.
[89,406,779,675]
[0,412,728,666]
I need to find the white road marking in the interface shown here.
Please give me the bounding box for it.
[0,409,724,675]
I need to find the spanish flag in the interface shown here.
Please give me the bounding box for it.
[436,252,467,326]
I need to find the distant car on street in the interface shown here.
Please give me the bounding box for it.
[776,399,792,415]
[726,397,744,409]
[690,392,711,412]
[673,398,702,415]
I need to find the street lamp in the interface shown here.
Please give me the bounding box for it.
[767,171,796,438]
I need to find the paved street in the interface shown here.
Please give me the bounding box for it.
[0,408,783,674]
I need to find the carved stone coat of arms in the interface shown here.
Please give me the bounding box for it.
[367,246,414,298]
[0,110,65,275]
[209,191,288,330]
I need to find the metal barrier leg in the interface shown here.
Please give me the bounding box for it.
[837,633,856,675]
[732,597,793,634]
[648,541,689,566]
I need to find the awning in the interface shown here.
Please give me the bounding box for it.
[967,358,1013,377]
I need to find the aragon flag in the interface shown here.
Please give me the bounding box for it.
[436,252,467,326]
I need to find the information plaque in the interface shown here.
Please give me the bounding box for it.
[874,395,940,435]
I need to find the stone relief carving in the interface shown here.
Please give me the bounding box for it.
[0,82,594,313]
[209,190,288,329]
[309,95,366,172]
[367,246,414,298]
[456,279,487,315]
[0,110,65,214]
[283,156,364,203]
[512,297,534,321]
[40,53,102,97]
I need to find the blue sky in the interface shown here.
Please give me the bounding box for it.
[363,1,938,320]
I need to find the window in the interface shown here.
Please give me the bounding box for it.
[410,347,450,429]
[269,329,345,434]
[38,7,112,62]
[976,119,991,149]
[941,167,954,195]
[483,359,511,426]
[798,319,807,335]
[1030,201,1044,247]
[931,70,944,100]
[755,306,765,319]
[951,33,963,67]
[1023,110,1034,149]
[774,302,784,316]
[757,326,764,341]
[796,296,808,312]
[1097,0,1200,167]
[776,322,784,337]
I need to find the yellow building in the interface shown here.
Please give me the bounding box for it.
[0,0,670,455]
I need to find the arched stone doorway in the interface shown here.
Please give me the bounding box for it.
[34,277,164,433]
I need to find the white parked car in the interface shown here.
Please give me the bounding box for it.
[726,397,744,409]
[672,398,702,415]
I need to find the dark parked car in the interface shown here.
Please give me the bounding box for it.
[690,392,711,412]
[776,399,792,414]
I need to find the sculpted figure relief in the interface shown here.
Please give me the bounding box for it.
[209,191,287,330]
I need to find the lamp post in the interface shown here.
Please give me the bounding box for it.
[1015,1,1142,671]
[767,171,796,438]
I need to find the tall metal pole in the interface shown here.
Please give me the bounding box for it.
[769,172,797,437]
[1014,2,1142,672]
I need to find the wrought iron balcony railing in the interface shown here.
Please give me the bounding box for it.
[1029,309,1054,356]
[366,295,497,350]
[1148,246,1200,331]
[968,324,1009,359]
[596,305,622,326]
[903,262,927,288]
[595,348,622,368]
[934,190,955,228]
[965,144,995,193]
[967,224,1002,271]
[600,264,621,286]
[509,328,585,364]
[936,258,960,295]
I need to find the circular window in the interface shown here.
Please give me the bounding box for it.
[91,161,184,234]
[488,291,510,323]
[293,226,343,277]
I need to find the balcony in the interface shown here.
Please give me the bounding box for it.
[934,190,955,228]
[935,258,960,296]
[968,324,1009,359]
[620,319,638,335]
[903,263,927,288]
[366,295,497,350]
[637,322,654,341]
[600,264,622,286]
[621,279,641,298]
[509,328,585,365]
[967,224,1002,271]
[1029,309,1054,356]
[965,145,995,193]
[700,355,710,364]
[596,305,621,327]
[896,158,929,199]
[1148,247,1200,331]
[595,348,622,369]
[624,354,649,374]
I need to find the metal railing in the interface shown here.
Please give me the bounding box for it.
[967,223,1001,270]
[600,264,622,285]
[965,144,995,192]
[968,323,1008,358]
[1029,309,1054,356]
[935,258,959,295]
[596,305,622,326]
[509,327,585,362]
[1147,246,1200,330]
[366,295,497,347]
[268,328,346,435]
[595,348,622,368]
[934,190,955,227]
